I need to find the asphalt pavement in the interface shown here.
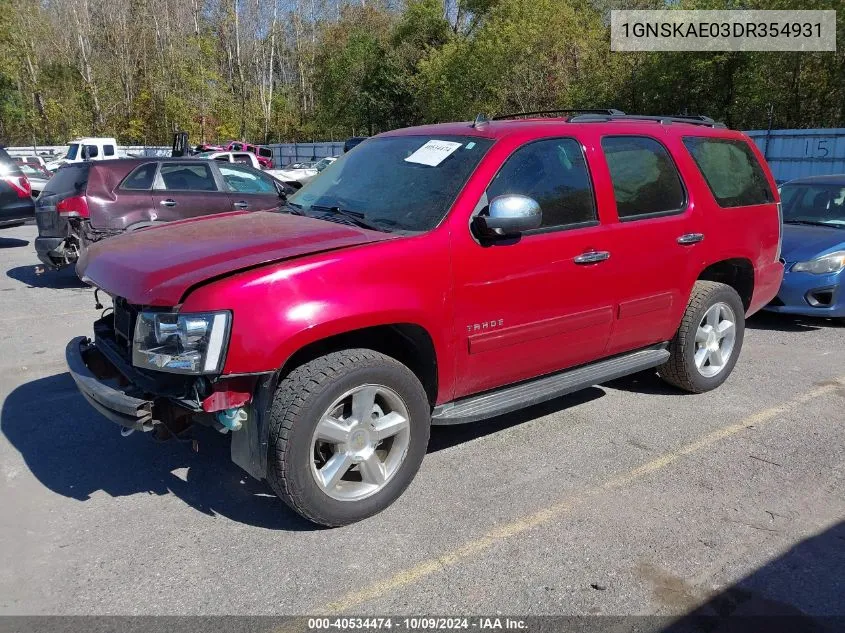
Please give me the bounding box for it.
[0,223,843,618]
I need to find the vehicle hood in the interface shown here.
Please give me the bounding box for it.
[781,224,845,263]
[78,211,395,305]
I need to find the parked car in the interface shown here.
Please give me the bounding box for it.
[343,136,368,153]
[267,156,337,189]
[765,174,845,319]
[17,163,50,198]
[14,155,49,170]
[65,111,783,526]
[0,147,35,228]
[223,141,274,169]
[195,150,262,169]
[35,158,288,269]
[46,137,123,172]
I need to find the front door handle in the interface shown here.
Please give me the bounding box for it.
[574,250,611,264]
[159,199,177,207]
[677,233,705,245]
[233,201,249,209]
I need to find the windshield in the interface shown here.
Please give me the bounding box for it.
[314,157,334,171]
[287,135,493,232]
[781,183,845,227]
[65,144,79,160]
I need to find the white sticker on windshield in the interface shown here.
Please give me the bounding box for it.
[404,140,462,167]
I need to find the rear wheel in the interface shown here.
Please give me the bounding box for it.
[659,281,745,393]
[266,349,430,526]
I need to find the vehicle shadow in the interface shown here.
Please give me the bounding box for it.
[664,520,845,632]
[604,369,683,396]
[0,372,315,532]
[746,311,841,332]
[2,374,607,531]
[0,237,29,248]
[6,264,89,290]
[428,387,605,452]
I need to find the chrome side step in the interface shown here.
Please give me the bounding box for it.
[431,345,670,425]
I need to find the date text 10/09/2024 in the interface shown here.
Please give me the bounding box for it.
[307,618,528,631]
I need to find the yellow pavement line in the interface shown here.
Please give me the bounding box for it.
[322,377,845,613]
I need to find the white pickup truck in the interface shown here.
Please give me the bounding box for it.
[267,156,337,189]
[195,150,262,170]
[46,137,123,172]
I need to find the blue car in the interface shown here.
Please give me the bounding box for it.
[766,175,845,319]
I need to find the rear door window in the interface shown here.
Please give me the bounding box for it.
[682,137,773,207]
[156,163,217,191]
[601,136,686,220]
[121,163,157,190]
[83,145,99,159]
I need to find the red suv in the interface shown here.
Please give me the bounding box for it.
[66,111,783,526]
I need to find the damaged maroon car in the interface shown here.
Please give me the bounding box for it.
[35,158,289,269]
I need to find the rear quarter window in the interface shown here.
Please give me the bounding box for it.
[682,137,773,207]
[42,163,90,195]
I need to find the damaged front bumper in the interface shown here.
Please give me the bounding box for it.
[66,336,160,431]
[66,333,275,480]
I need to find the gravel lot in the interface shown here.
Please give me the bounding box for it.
[1,222,843,618]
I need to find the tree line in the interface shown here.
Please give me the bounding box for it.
[0,0,842,147]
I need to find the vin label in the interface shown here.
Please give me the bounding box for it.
[611,10,836,52]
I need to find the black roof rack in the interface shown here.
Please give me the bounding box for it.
[492,109,625,121]
[568,113,725,128]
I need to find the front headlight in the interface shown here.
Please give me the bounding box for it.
[133,311,231,374]
[792,251,845,275]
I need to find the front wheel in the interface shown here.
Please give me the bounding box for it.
[266,349,431,526]
[658,281,746,393]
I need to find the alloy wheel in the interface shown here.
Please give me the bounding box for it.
[694,302,737,378]
[310,384,411,501]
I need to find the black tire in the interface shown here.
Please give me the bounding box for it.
[266,349,431,527]
[658,281,746,393]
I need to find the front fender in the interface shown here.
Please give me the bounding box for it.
[180,235,455,398]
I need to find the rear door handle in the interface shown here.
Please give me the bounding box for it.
[677,233,704,245]
[159,199,177,207]
[574,250,611,264]
[233,201,249,209]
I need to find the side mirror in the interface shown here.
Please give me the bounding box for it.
[474,194,542,238]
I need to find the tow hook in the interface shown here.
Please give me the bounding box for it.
[216,407,248,432]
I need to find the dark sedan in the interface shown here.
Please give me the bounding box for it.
[35,158,291,270]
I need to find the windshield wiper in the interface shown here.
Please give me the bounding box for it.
[284,201,306,216]
[310,205,387,232]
